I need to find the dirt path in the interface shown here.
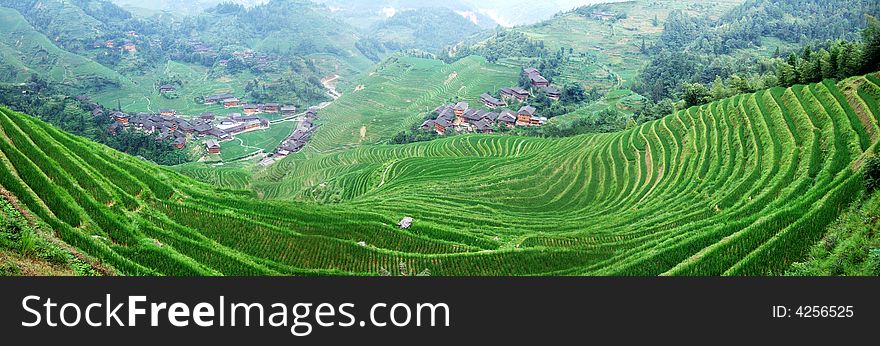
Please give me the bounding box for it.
[322,75,342,100]
[377,160,397,188]
[444,71,458,85]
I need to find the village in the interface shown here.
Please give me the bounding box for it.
[90,90,315,160]
[419,67,556,135]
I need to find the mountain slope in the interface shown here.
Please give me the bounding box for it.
[0,7,129,89]
[4,72,879,275]
[370,7,486,51]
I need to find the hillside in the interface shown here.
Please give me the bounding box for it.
[0,7,130,90]
[302,55,519,152]
[3,72,879,275]
[370,8,486,51]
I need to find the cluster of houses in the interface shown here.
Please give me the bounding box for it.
[420,102,545,135]
[418,67,557,136]
[91,31,145,54]
[202,93,297,116]
[274,108,319,157]
[106,107,270,154]
[521,68,561,101]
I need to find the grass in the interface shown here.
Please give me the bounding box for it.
[0,74,867,276]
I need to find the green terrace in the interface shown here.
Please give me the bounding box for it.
[1,72,879,275]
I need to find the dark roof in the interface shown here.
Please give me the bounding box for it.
[529,74,548,84]
[205,93,235,101]
[159,84,175,89]
[434,104,452,113]
[511,87,529,95]
[480,93,503,105]
[498,110,516,123]
[437,108,455,120]
[160,109,175,113]
[523,67,539,75]
[420,119,436,128]
[464,109,489,121]
[542,86,561,94]
[474,118,493,131]
[518,106,537,116]
[434,117,453,128]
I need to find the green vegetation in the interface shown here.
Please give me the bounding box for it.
[634,0,880,103]
[0,72,856,276]
[787,187,880,276]
[2,0,880,277]
[306,55,518,151]
[1,193,100,276]
[370,8,484,51]
[0,77,190,165]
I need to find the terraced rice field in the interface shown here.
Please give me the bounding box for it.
[1,74,879,276]
[308,55,519,152]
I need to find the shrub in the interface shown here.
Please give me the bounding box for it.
[865,157,880,193]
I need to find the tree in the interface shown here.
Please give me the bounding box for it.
[865,156,880,193]
[681,82,711,108]
[710,75,728,101]
[817,48,834,79]
[562,84,586,103]
[728,74,751,94]
[861,15,880,73]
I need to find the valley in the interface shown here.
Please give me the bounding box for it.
[2,0,880,276]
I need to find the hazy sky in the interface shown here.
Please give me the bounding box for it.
[111,0,619,26]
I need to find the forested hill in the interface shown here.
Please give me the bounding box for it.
[180,1,374,69]
[0,0,376,89]
[369,7,485,51]
[636,0,880,102]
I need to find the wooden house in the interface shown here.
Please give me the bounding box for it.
[112,111,129,124]
[528,73,549,88]
[262,103,280,113]
[517,106,537,125]
[205,139,221,154]
[243,104,261,115]
[453,102,469,117]
[173,136,186,149]
[281,105,297,116]
[159,84,176,93]
[480,93,505,109]
[542,86,561,101]
[497,110,517,128]
[501,87,530,102]
[474,118,494,134]
[223,98,241,108]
